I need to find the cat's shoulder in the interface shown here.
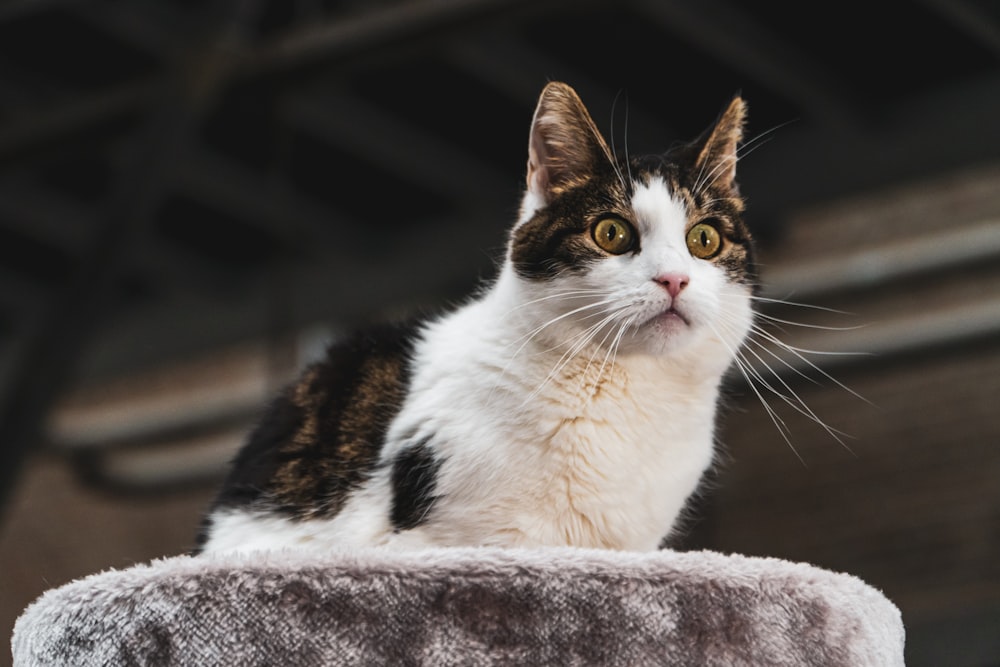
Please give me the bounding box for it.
[286,314,433,422]
[321,315,428,365]
[212,316,429,502]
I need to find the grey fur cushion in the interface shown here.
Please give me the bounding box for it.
[12,547,904,666]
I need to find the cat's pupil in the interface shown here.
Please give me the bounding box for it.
[606,224,619,241]
[700,230,708,246]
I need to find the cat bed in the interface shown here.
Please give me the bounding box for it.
[12,546,905,666]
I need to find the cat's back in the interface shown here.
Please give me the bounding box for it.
[195,319,423,551]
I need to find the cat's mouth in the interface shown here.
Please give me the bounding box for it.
[660,307,689,325]
[646,306,690,330]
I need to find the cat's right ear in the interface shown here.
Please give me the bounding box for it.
[526,82,615,204]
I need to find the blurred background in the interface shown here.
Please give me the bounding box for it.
[1,0,998,664]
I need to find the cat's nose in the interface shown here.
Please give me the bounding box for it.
[654,272,689,298]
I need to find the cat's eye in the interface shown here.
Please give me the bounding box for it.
[686,222,723,259]
[592,216,636,255]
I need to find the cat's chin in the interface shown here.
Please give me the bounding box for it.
[622,310,699,356]
[653,309,690,330]
[644,305,694,337]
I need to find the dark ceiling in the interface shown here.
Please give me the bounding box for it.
[1,0,999,501]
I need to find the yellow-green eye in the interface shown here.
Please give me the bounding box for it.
[686,222,722,259]
[592,217,636,255]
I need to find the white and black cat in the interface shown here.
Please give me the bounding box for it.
[195,81,756,554]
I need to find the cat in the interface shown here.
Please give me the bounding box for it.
[194,81,756,555]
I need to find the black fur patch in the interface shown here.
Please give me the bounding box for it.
[390,438,444,531]
[204,319,421,524]
[511,169,631,281]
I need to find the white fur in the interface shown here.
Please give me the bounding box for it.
[202,178,753,554]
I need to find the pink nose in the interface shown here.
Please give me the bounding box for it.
[655,272,689,298]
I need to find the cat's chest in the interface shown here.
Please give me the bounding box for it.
[418,357,718,549]
[525,367,714,494]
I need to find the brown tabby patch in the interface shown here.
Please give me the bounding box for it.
[204,322,419,523]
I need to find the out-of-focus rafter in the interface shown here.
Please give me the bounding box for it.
[0,0,268,515]
[281,88,509,212]
[630,0,862,133]
[917,0,1000,56]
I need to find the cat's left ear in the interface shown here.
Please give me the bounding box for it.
[526,82,615,204]
[694,95,747,193]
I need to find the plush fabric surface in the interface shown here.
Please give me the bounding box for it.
[12,547,904,666]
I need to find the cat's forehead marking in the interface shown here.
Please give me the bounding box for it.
[630,176,688,232]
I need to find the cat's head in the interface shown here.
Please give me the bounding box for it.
[506,81,756,370]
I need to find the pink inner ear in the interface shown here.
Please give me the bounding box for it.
[527,132,550,197]
[526,113,604,202]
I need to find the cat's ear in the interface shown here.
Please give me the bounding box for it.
[526,82,615,204]
[693,95,747,192]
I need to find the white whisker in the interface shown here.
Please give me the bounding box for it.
[623,95,633,186]
[749,295,853,315]
[695,154,737,194]
[485,295,622,407]
[752,328,872,358]
[504,289,609,314]
[750,326,873,406]
[707,320,804,464]
[590,314,636,395]
[743,333,822,387]
[608,89,630,193]
[755,312,866,331]
[509,296,620,349]
[737,120,795,161]
[739,338,855,452]
[522,308,625,408]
